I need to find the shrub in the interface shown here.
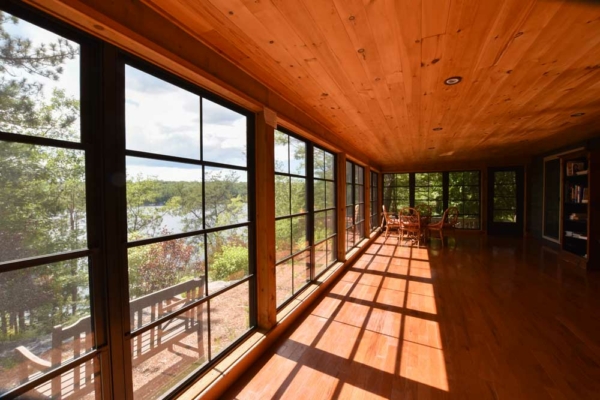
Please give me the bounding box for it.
[210,246,248,281]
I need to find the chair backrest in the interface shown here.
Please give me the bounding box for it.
[399,207,421,230]
[446,206,459,227]
[382,205,393,225]
[415,203,432,219]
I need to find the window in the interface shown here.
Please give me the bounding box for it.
[125,63,253,398]
[383,171,481,229]
[274,130,337,307]
[493,171,518,222]
[383,173,410,214]
[370,171,379,232]
[0,9,101,398]
[449,171,481,229]
[313,147,337,277]
[346,162,365,252]
[415,172,444,216]
[274,130,309,307]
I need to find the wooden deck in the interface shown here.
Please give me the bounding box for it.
[224,235,600,399]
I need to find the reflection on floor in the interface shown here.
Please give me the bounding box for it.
[224,235,600,399]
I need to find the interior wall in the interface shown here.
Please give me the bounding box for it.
[527,135,600,244]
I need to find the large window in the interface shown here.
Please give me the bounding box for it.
[125,63,254,398]
[370,171,379,232]
[274,130,309,307]
[415,172,444,216]
[383,173,410,213]
[0,5,256,397]
[383,171,481,229]
[346,162,365,252]
[275,130,337,307]
[0,9,101,398]
[449,171,481,229]
[313,147,337,277]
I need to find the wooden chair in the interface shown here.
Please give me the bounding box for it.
[399,207,421,247]
[415,203,432,242]
[382,205,401,240]
[428,207,459,247]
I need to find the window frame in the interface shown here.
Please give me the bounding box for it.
[118,54,257,399]
[346,161,365,252]
[383,171,482,229]
[370,171,379,232]
[274,127,338,310]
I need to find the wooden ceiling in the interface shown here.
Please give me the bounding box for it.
[144,0,600,170]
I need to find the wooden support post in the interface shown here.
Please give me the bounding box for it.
[255,109,276,330]
[337,153,347,262]
[364,167,371,236]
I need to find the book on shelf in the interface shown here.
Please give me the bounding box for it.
[567,184,588,203]
[566,161,585,176]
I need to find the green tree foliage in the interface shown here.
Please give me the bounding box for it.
[208,246,248,281]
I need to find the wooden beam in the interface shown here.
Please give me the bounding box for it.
[255,110,276,329]
[337,153,347,262]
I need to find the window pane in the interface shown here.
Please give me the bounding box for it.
[0,258,92,393]
[210,281,250,356]
[204,167,248,229]
[346,161,352,183]
[290,177,306,214]
[313,147,325,179]
[202,98,247,167]
[346,183,353,205]
[275,219,291,261]
[132,303,207,399]
[326,237,336,266]
[0,13,80,142]
[326,210,336,237]
[16,358,101,400]
[292,215,307,253]
[0,142,86,262]
[275,175,290,217]
[289,137,306,176]
[126,157,202,241]
[314,180,326,211]
[274,130,289,174]
[126,66,200,159]
[276,258,293,307]
[293,250,310,293]
[326,181,335,209]
[207,227,249,290]
[314,211,327,243]
[324,152,335,180]
[314,241,327,277]
[128,236,205,329]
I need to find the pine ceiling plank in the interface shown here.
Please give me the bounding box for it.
[269,0,392,153]
[298,0,393,151]
[330,0,405,150]
[421,0,451,38]
[247,1,374,135]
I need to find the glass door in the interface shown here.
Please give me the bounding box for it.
[487,167,524,235]
[543,158,561,242]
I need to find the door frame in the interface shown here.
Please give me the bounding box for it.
[487,166,525,235]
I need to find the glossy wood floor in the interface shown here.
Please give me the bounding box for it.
[223,235,600,399]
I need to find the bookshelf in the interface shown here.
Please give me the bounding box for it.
[560,150,597,268]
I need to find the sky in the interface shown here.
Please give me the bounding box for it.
[2,11,248,182]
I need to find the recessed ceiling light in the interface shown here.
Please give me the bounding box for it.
[433,127,443,131]
[571,112,585,117]
[444,76,462,85]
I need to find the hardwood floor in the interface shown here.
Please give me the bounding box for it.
[223,235,600,399]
